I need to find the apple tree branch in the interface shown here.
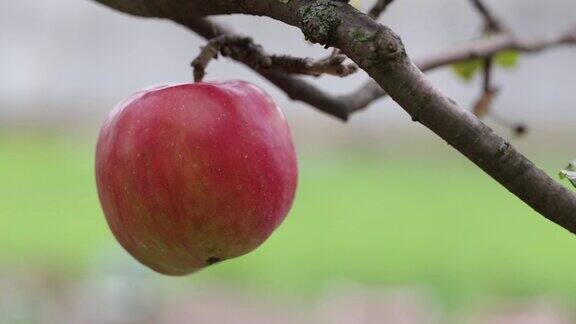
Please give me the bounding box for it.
[91,0,576,235]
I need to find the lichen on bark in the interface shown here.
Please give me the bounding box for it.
[349,27,375,43]
[299,0,342,45]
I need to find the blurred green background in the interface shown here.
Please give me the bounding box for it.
[2,133,575,310]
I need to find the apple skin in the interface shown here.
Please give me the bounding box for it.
[95,81,298,275]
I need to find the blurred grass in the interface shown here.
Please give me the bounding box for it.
[2,133,576,307]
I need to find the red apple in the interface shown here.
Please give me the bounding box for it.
[95,81,298,275]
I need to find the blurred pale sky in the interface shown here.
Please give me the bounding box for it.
[0,0,574,145]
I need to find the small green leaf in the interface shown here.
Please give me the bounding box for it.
[559,161,576,188]
[451,59,482,81]
[495,50,520,68]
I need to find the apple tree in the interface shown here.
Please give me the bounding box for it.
[91,0,576,272]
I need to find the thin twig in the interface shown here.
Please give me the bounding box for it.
[191,35,357,82]
[469,0,508,33]
[344,26,576,111]
[270,54,357,77]
[474,56,528,136]
[191,36,226,82]
[367,0,395,19]
[472,57,497,118]
[482,57,493,93]
[417,28,576,69]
